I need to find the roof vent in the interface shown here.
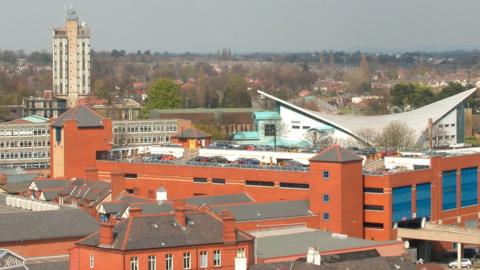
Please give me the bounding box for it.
[187,220,195,226]
[331,233,348,239]
[152,224,159,230]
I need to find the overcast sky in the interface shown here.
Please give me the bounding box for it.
[1,0,480,53]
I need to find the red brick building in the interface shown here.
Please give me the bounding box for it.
[50,105,112,179]
[50,108,480,244]
[70,205,254,270]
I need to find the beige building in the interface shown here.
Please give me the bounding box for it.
[52,7,90,107]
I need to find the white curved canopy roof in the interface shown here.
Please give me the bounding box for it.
[258,87,477,142]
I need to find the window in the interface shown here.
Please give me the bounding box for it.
[200,251,208,268]
[89,254,94,268]
[302,126,310,129]
[125,173,138,179]
[165,254,173,270]
[461,167,478,207]
[183,252,191,269]
[237,248,246,257]
[442,170,457,210]
[279,182,310,189]
[148,255,156,270]
[323,194,329,202]
[292,125,300,129]
[193,177,208,183]
[392,186,412,223]
[245,180,274,187]
[130,257,139,270]
[364,222,384,229]
[55,127,62,144]
[364,205,384,211]
[363,187,384,193]
[264,123,276,136]
[323,212,330,220]
[212,178,225,184]
[323,171,329,179]
[213,250,221,267]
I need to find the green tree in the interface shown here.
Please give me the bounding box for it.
[222,75,251,108]
[143,79,181,116]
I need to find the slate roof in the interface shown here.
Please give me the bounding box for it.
[250,252,415,270]
[185,193,253,206]
[309,145,363,163]
[174,128,211,139]
[31,180,71,190]
[7,173,37,184]
[78,212,253,250]
[1,183,30,194]
[41,190,62,201]
[211,200,312,221]
[52,105,104,128]
[64,179,111,207]
[0,209,99,243]
[255,230,400,259]
[26,261,69,270]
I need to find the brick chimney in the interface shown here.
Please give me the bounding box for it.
[221,209,236,243]
[129,207,142,218]
[85,167,98,181]
[174,199,186,228]
[110,172,125,198]
[0,174,7,186]
[109,214,117,225]
[99,221,114,246]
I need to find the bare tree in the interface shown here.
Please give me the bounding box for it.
[304,129,333,149]
[356,127,378,147]
[432,126,448,148]
[375,121,415,150]
[263,120,289,150]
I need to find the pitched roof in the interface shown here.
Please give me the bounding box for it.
[52,105,104,128]
[210,200,312,222]
[78,212,252,250]
[30,180,72,191]
[174,127,211,139]
[309,145,363,163]
[0,209,99,242]
[186,193,253,206]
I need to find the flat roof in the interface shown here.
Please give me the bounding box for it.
[255,230,399,259]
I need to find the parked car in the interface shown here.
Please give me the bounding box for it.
[190,156,210,163]
[282,160,306,167]
[143,155,161,162]
[234,158,260,165]
[160,154,175,161]
[209,156,229,163]
[448,258,472,268]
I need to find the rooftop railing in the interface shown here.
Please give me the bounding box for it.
[97,156,309,172]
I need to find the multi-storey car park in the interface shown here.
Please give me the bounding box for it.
[49,104,480,261]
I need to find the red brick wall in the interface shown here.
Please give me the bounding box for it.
[72,242,253,270]
[51,118,112,179]
[0,238,82,258]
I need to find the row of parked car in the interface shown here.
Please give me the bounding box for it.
[189,156,307,167]
[207,142,321,153]
[142,154,176,162]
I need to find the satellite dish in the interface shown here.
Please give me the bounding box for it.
[404,240,410,249]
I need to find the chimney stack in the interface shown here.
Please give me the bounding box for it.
[85,167,98,181]
[99,221,114,246]
[221,209,236,243]
[174,199,186,228]
[129,207,142,218]
[110,172,125,198]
